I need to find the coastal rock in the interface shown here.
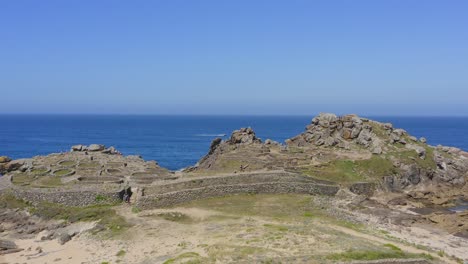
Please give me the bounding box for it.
[419,137,427,143]
[71,145,85,152]
[0,160,25,174]
[287,113,382,150]
[0,156,11,163]
[407,144,426,159]
[0,239,22,254]
[208,138,222,154]
[383,123,393,130]
[58,233,72,245]
[88,144,105,152]
[264,139,280,145]
[228,127,261,145]
[101,146,121,155]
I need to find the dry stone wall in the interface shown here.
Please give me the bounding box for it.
[137,172,339,209]
[10,188,121,207]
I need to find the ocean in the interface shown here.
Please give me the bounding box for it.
[1,115,467,170]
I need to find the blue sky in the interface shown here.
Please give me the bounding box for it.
[1,1,467,115]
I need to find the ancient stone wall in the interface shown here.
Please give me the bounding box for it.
[144,172,321,194]
[137,181,339,209]
[9,188,120,207]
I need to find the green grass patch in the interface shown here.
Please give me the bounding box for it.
[31,168,49,175]
[59,161,76,167]
[54,169,72,176]
[263,223,288,232]
[116,249,126,257]
[383,243,402,252]
[327,249,433,261]
[301,156,397,183]
[391,148,436,170]
[95,194,107,202]
[303,211,314,218]
[11,173,33,185]
[163,252,201,264]
[78,162,100,169]
[30,202,130,236]
[11,173,62,187]
[36,176,63,187]
[0,193,30,209]
[131,206,141,214]
[183,194,320,220]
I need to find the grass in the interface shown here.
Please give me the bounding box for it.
[59,161,76,167]
[30,202,130,237]
[11,173,62,187]
[31,168,49,175]
[116,249,126,257]
[0,193,30,209]
[36,176,63,187]
[263,223,289,232]
[95,194,108,202]
[183,194,320,220]
[301,156,397,183]
[131,206,141,214]
[327,249,433,261]
[163,252,201,264]
[391,148,437,170]
[204,244,266,262]
[0,194,128,237]
[78,162,100,169]
[54,169,72,176]
[11,173,33,185]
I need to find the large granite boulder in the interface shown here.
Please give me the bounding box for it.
[0,239,22,254]
[70,144,121,155]
[88,144,105,152]
[0,156,11,163]
[228,127,262,145]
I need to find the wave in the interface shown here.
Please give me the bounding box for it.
[195,134,227,137]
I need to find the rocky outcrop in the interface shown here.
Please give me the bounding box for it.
[286,113,415,153]
[70,144,121,155]
[0,159,28,175]
[227,127,262,145]
[286,113,384,153]
[188,128,265,171]
[0,156,12,163]
[0,239,22,254]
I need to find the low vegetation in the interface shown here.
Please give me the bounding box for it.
[300,155,397,183]
[0,193,130,237]
[29,202,130,236]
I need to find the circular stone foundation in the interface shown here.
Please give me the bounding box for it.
[53,169,75,177]
[30,167,50,176]
[58,160,76,167]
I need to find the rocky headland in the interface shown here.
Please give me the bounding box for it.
[0,114,467,263]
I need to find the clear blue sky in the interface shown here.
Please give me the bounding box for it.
[1,1,467,116]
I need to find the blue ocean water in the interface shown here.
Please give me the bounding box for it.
[0,115,467,170]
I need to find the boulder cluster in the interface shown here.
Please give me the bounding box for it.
[287,113,383,153]
[0,156,23,175]
[287,113,429,155]
[70,144,121,155]
[227,127,262,145]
